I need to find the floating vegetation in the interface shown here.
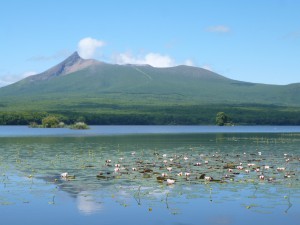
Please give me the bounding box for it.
[0,133,299,216]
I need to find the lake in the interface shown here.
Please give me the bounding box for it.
[0,126,300,225]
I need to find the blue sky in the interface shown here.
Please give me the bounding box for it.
[1,0,299,87]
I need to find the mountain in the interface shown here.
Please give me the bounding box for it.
[0,52,300,125]
[21,52,100,82]
[1,51,300,105]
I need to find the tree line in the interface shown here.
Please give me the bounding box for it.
[1,105,300,125]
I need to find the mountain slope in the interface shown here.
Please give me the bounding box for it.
[28,51,100,81]
[0,52,300,125]
[0,53,233,100]
[1,53,299,106]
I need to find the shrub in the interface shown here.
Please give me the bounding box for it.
[70,122,89,129]
[58,122,65,128]
[42,116,60,128]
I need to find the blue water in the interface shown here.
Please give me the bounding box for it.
[1,125,300,137]
[0,126,299,225]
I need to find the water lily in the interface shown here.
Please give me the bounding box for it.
[162,173,168,177]
[205,176,212,181]
[167,179,175,185]
[61,172,68,178]
[277,167,285,172]
[237,166,243,170]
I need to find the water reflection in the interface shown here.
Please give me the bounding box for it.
[77,191,103,215]
[0,133,300,225]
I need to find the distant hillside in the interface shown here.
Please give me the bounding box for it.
[0,52,300,125]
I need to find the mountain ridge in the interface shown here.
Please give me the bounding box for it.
[25,51,101,82]
[0,52,300,124]
[0,52,300,126]
[4,51,294,88]
[0,52,299,107]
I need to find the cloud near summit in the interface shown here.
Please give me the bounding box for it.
[115,52,175,67]
[77,37,194,67]
[114,52,194,68]
[78,37,105,59]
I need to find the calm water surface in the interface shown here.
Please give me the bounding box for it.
[0,126,300,225]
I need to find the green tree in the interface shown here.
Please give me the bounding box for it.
[42,115,60,128]
[216,112,229,126]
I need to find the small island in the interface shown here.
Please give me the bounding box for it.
[29,115,89,129]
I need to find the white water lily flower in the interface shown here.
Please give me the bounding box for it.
[61,172,68,178]
[205,176,212,181]
[167,179,175,185]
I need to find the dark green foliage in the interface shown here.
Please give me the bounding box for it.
[0,99,297,125]
[0,112,48,125]
[42,115,60,128]
[216,112,229,126]
[1,103,300,125]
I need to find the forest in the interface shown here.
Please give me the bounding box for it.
[1,103,300,125]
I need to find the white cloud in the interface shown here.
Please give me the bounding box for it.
[144,53,175,67]
[114,52,175,67]
[0,71,37,87]
[77,191,102,215]
[207,25,230,33]
[78,37,105,59]
[114,52,198,68]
